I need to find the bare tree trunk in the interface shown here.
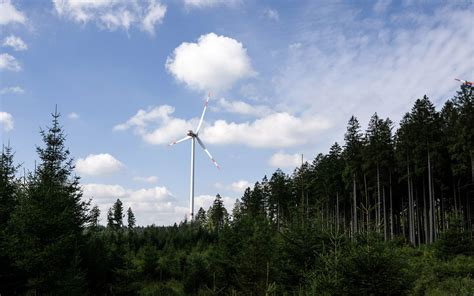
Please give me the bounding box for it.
[364,174,369,233]
[336,192,340,232]
[277,201,280,232]
[423,178,428,244]
[353,175,357,237]
[428,151,434,244]
[383,186,387,241]
[390,170,394,240]
[377,162,381,233]
[407,157,415,245]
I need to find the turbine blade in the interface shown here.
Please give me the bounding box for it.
[196,136,220,170]
[168,136,191,146]
[196,92,211,134]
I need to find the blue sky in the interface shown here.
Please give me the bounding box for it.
[1,0,473,225]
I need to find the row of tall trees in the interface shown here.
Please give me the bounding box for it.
[234,85,472,246]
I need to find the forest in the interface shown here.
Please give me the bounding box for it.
[0,84,473,295]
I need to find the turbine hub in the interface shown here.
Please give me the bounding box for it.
[187,130,196,137]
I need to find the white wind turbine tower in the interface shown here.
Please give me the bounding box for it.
[168,92,220,220]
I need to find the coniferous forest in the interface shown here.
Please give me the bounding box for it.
[0,85,473,295]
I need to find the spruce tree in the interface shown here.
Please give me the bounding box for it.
[0,144,22,295]
[112,198,124,229]
[195,207,207,225]
[7,109,89,294]
[89,205,101,230]
[207,194,228,231]
[127,207,136,228]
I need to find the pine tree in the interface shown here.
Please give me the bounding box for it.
[7,109,89,294]
[127,207,136,228]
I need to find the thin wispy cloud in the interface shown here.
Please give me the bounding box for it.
[273,2,473,139]
[184,0,240,9]
[52,0,166,34]
[0,86,24,94]
[215,98,272,117]
[263,8,279,21]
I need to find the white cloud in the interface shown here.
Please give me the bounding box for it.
[82,183,176,225]
[166,33,255,92]
[114,105,195,145]
[269,152,303,169]
[0,53,21,71]
[133,175,159,184]
[184,0,240,9]
[68,112,79,119]
[215,179,251,193]
[230,180,250,192]
[0,86,24,94]
[216,98,272,116]
[2,35,27,51]
[52,0,166,34]
[0,111,13,131]
[263,8,279,21]
[0,0,26,26]
[201,112,331,148]
[75,153,124,176]
[116,104,331,148]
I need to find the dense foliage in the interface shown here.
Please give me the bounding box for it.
[0,85,472,295]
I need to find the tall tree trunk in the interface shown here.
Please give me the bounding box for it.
[377,162,381,233]
[390,170,394,240]
[336,192,340,232]
[277,201,280,232]
[364,174,369,233]
[353,175,357,237]
[407,157,415,245]
[423,177,428,244]
[453,176,458,213]
[383,186,387,241]
[428,151,434,244]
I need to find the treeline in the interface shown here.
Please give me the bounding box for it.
[0,85,472,295]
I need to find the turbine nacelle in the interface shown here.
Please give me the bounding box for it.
[187,130,197,137]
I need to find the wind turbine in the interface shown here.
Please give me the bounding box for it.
[168,92,220,220]
[455,78,473,85]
